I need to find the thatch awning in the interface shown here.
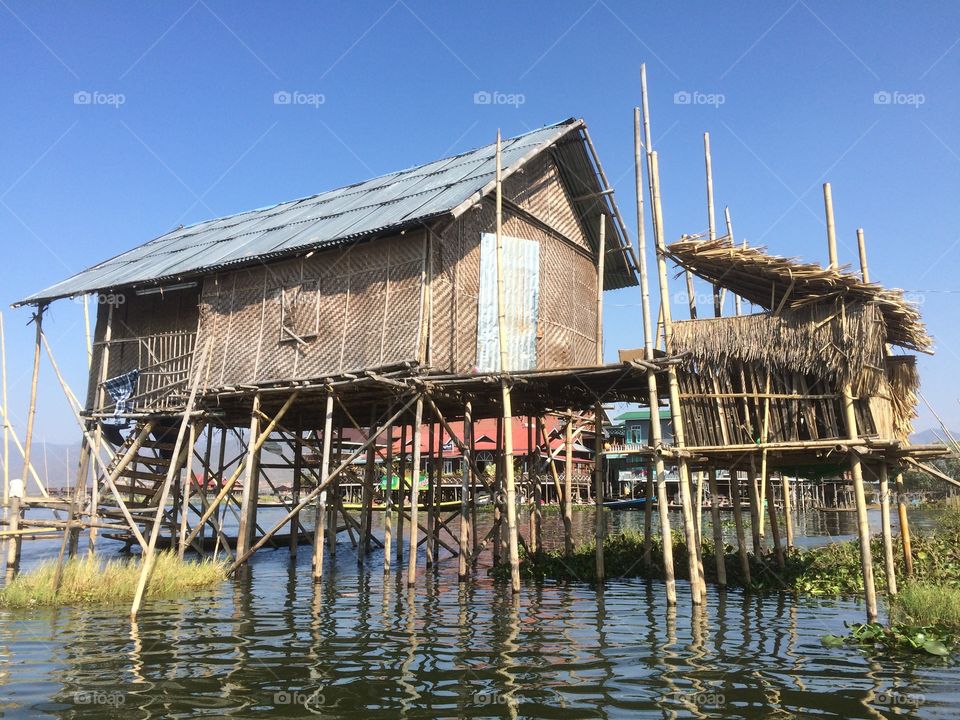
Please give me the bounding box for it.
[666,237,930,352]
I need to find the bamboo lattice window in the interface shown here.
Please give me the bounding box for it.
[279,282,319,345]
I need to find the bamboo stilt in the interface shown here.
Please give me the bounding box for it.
[844,387,879,622]
[563,412,574,557]
[636,81,676,603]
[707,468,726,587]
[236,393,262,560]
[290,425,302,558]
[383,423,394,574]
[895,472,914,577]
[397,423,407,564]
[704,132,720,315]
[425,420,435,568]
[313,393,333,581]
[594,212,606,582]
[0,311,8,564]
[493,128,521,593]
[4,486,21,579]
[731,469,751,584]
[177,421,198,558]
[406,397,424,587]
[20,304,45,517]
[458,402,472,580]
[782,475,794,549]
[767,470,785,569]
[824,183,838,270]
[878,463,897,596]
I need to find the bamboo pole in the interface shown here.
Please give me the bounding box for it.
[397,423,407,564]
[83,294,93,368]
[5,483,21,579]
[857,228,870,282]
[130,339,210,619]
[88,301,116,552]
[177,421,198,558]
[782,475,794,548]
[707,468,726,587]
[563,413,574,557]
[236,393,262,560]
[704,132,720,316]
[383,422,394,574]
[650,148,702,604]
[290,425,302,558]
[823,183,838,270]
[313,392,333,581]
[458,402,472,580]
[495,129,521,594]
[895,471,914,576]
[406,397,424,587]
[823,184,876,619]
[20,304,46,507]
[0,311,8,563]
[766,470,785,568]
[425,420,435,568]
[878,463,898,595]
[636,85,676,603]
[594,213,606,582]
[730,470,750,584]
[359,411,376,565]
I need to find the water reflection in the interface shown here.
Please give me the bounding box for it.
[0,509,956,718]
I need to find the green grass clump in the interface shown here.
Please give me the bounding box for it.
[0,552,227,609]
[890,583,960,631]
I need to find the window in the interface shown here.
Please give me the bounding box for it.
[279,282,318,344]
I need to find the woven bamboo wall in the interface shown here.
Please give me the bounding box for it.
[197,233,425,387]
[86,288,200,410]
[435,153,599,374]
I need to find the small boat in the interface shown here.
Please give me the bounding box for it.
[601,497,653,510]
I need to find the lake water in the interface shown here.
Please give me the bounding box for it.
[0,507,956,718]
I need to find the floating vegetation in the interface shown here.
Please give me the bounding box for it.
[822,623,955,658]
[890,583,960,631]
[0,552,227,609]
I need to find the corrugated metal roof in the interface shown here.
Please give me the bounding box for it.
[17,117,637,306]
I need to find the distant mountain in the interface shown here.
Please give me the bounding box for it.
[911,427,960,445]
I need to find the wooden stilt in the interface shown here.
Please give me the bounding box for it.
[406,396,424,587]
[0,311,8,564]
[527,414,540,555]
[824,183,838,269]
[767,471,785,569]
[397,423,407,564]
[20,304,46,517]
[425,420,435,568]
[635,87,675,604]
[594,212,607,581]
[458,402,472,580]
[782,475,794,549]
[236,393,262,561]
[383,422,394,574]
[895,471,914,577]
[563,412,574,557]
[313,392,334,581]
[748,458,762,554]
[730,469,751,584]
[4,483,22,579]
[642,461,653,568]
[290,424,302,558]
[493,128,521,592]
[358,410,376,565]
[878,463,897,596]
[708,467,726,587]
[177,421,198,558]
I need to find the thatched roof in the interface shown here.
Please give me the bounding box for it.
[666,237,930,352]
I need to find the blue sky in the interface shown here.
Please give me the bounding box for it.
[2,1,959,445]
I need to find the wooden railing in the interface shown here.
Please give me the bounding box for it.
[97,331,197,413]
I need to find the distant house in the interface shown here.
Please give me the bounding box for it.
[612,407,674,447]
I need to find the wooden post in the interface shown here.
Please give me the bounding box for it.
[563,413,574,557]
[636,86,676,604]
[594,212,606,582]
[358,411,376,565]
[494,129,521,593]
[236,393,262,561]
[878,463,898,595]
[5,478,22,578]
[493,416,503,566]
[397,423,407,564]
[857,228,870,282]
[177,420,198,558]
[707,468,726,587]
[20,304,46,511]
[823,183,838,270]
[406,396,424,587]
[895,471,914,576]
[730,469,751,584]
[650,148,702,604]
[767,470,785,569]
[383,423,394,574]
[313,392,334,581]
[425,420,436,568]
[290,425,302,558]
[458,402,472,580]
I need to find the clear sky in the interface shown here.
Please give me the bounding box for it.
[2,1,959,446]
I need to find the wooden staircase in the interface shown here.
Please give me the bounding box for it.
[98,420,181,544]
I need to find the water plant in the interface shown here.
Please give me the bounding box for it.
[0,552,227,609]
